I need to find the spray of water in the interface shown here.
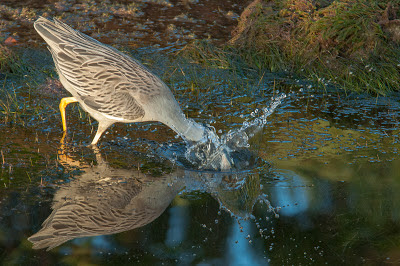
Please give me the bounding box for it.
[185,93,287,170]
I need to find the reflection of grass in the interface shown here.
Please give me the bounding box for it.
[185,0,400,94]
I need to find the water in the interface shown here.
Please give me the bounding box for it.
[1,1,400,264]
[183,93,287,171]
[27,148,276,251]
[2,80,400,264]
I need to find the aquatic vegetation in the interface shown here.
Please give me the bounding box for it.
[0,85,24,125]
[0,46,30,76]
[0,46,60,126]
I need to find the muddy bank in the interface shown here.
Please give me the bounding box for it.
[0,0,244,49]
[227,0,400,94]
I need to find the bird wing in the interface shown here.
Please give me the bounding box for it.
[34,17,165,120]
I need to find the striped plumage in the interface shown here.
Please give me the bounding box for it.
[28,151,185,250]
[34,17,205,145]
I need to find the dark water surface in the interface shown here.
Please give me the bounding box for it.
[1,84,400,265]
[1,0,400,265]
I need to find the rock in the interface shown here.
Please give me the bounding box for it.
[4,36,18,46]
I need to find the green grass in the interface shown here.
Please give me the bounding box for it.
[0,47,62,126]
[0,83,25,125]
[183,0,400,95]
[0,45,32,75]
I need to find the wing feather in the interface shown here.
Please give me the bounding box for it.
[34,17,167,120]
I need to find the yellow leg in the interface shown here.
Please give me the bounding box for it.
[59,97,78,132]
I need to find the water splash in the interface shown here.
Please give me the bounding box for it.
[185,93,287,170]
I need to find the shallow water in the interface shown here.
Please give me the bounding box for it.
[2,76,400,264]
[1,1,400,264]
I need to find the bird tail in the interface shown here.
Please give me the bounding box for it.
[34,17,73,46]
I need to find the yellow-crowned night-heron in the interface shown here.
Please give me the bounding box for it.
[34,17,205,145]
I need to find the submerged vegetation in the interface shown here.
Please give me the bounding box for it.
[185,0,400,94]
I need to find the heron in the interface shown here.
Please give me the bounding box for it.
[34,17,207,145]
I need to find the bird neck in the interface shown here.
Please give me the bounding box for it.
[165,112,206,143]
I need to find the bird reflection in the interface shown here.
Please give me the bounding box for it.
[29,146,185,250]
[29,146,269,251]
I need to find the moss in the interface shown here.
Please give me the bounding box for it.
[214,0,400,94]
